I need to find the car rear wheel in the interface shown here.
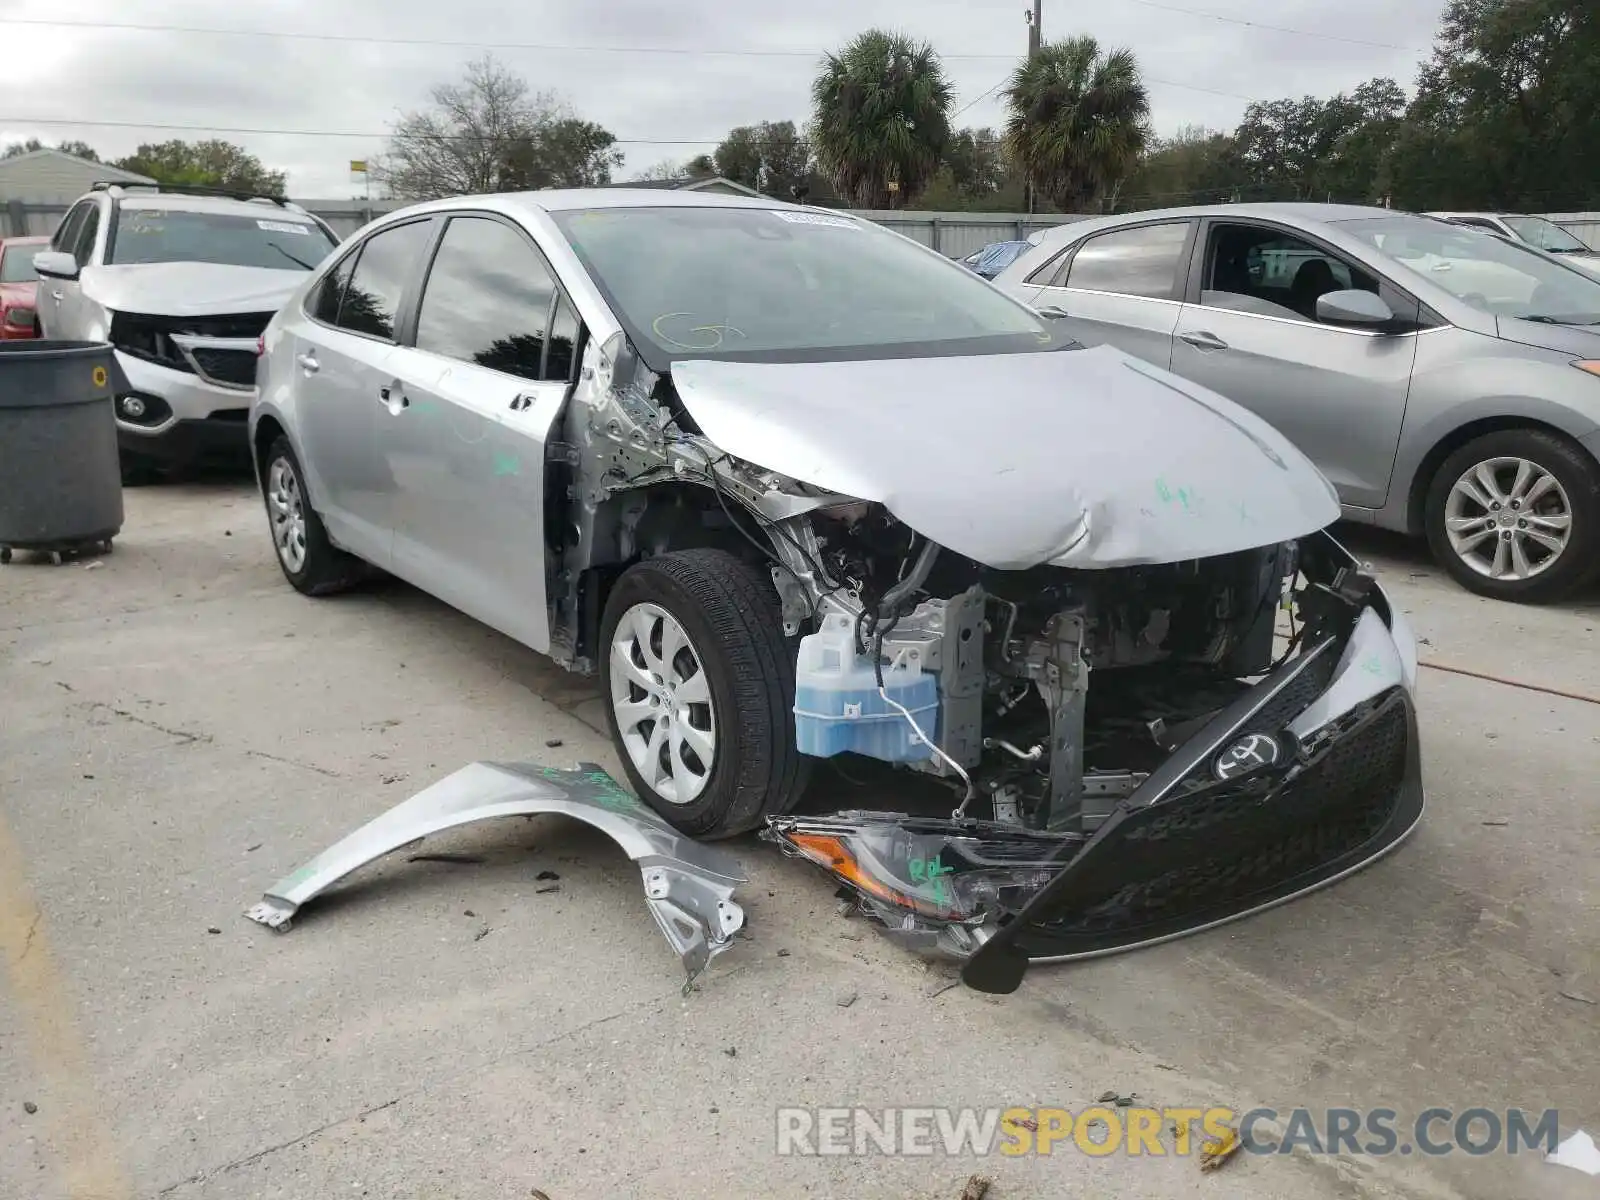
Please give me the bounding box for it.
[600,549,810,838]
[261,436,368,596]
[1425,428,1600,603]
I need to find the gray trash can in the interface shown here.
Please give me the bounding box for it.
[0,340,124,564]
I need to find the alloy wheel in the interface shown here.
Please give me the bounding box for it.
[1443,455,1573,582]
[267,456,308,574]
[608,602,717,805]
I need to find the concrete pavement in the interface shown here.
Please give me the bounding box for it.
[2,481,1597,1200]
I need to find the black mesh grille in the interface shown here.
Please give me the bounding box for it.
[1020,689,1409,941]
[189,347,257,387]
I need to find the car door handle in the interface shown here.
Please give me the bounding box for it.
[378,383,409,409]
[1036,305,1071,319]
[508,392,536,412]
[1179,330,1229,351]
[295,352,319,373]
[50,289,63,301]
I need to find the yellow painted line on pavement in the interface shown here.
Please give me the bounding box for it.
[0,813,133,1200]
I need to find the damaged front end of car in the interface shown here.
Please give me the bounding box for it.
[542,339,1423,990]
[760,525,1422,993]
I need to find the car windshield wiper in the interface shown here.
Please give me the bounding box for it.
[1523,314,1600,326]
[266,242,315,270]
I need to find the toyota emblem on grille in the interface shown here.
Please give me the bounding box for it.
[1213,733,1280,781]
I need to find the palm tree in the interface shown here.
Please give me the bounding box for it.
[810,30,953,209]
[1004,37,1151,212]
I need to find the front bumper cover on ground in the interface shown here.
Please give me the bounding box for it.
[245,761,747,985]
[769,567,1424,994]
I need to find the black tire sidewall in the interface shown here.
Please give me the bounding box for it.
[1425,429,1600,602]
[599,551,803,837]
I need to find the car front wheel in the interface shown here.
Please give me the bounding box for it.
[600,549,810,838]
[1425,428,1600,603]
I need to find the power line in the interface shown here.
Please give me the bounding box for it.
[1114,0,1426,52]
[3,17,1018,60]
[0,116,727,146]
[3,15,1265,99]
[952,79,1010,120]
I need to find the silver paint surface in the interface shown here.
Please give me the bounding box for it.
[672,345,1340,570]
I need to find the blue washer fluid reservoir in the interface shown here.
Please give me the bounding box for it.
[793,613,940,762]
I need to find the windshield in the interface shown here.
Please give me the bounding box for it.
[550,206,1063,367]
[0,245,39,283]
[1337,214,1600,325]
[1503,216,1592,254]
[109,209,337,270]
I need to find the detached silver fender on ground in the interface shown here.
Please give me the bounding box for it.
[245,761,747,986]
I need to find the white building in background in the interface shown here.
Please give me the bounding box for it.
[0,148,154,204]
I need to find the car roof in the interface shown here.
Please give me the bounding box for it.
[1034,201,1401,244]
[112,193,320,220]
[384,187,808,221]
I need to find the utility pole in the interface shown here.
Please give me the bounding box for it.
[1024,1,1042,215]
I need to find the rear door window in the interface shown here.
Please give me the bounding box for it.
[335,219,432,341]
[1063,223,1192,299]
[414,215,563,382]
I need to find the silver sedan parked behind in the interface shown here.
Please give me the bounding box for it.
[993,204,1600,603]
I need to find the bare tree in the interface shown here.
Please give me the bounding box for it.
[632,159,689,182]
[376,55,623,200]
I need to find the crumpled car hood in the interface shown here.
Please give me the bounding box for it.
[672,346,1341,570]
[81,262,307,317]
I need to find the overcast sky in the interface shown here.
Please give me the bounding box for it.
[3,0,1448,198]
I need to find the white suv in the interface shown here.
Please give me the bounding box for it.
[33,183,339,481]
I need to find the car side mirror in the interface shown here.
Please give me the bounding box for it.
[1317,289,1394,329]
[32,251,80,281]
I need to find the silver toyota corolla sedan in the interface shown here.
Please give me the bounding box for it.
[250,190,1422,987]
[993,203,1600,603]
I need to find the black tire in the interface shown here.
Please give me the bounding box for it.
[1425,428,1600,603]
[599,549,811,838]
[261,435,368,596]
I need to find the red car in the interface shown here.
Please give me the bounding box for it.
[0,234,49,339]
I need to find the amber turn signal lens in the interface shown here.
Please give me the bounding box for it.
[784,832,951,916]
[1574,360,1600,377]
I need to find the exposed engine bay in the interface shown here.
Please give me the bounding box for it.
[786,500,1300,831]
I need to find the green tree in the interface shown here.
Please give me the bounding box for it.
[1003,37,1150,213]
[2,138,46,158]
[115,140,286,195]
[505,116,623,188]
[713,120,811,197]
[1121,125,1242,209]
[1232,79,1405,203]
[809,29,953,209]
[1391,0,1598,209]
[944,127,1008,198]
